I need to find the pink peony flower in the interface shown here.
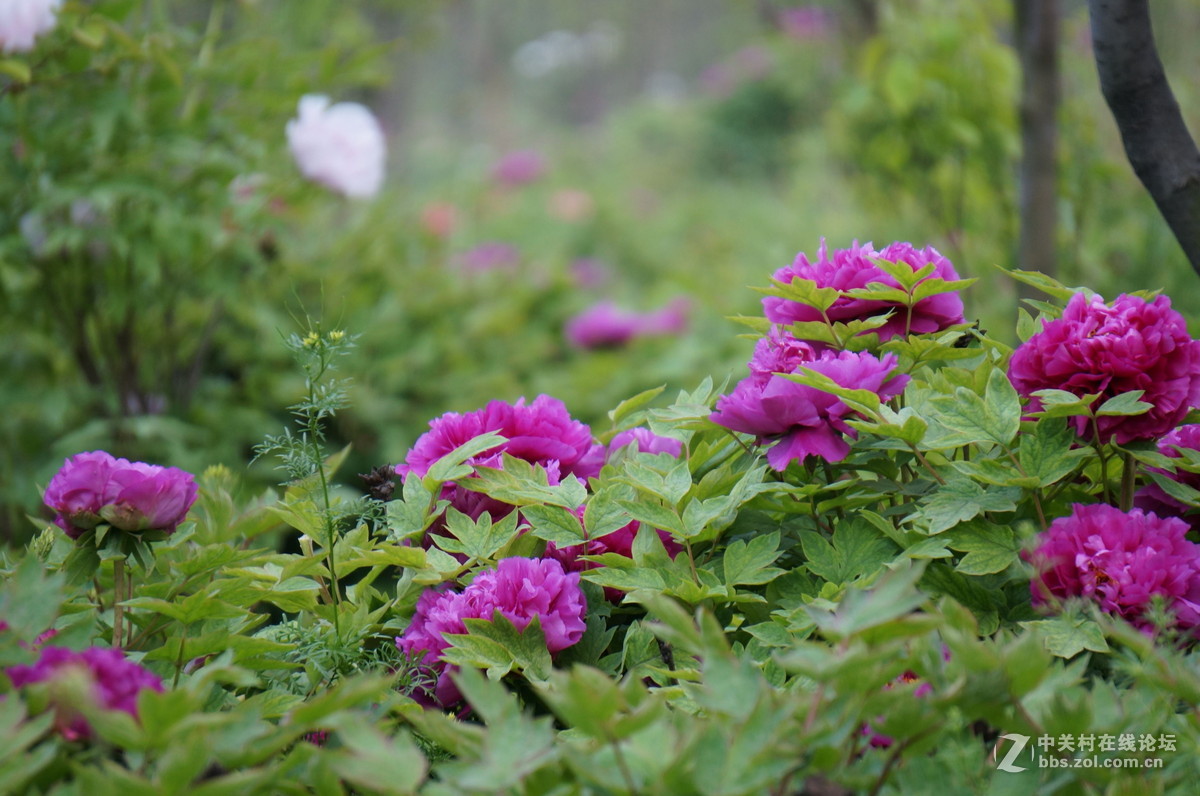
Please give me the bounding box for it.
[6,646,163,740]
[1026,504,1200,633]
[419,202,459,239]
[0,0,61,54]
[763,240,966,344]
[491,149,546,187]
[569,257,610,289]
[286,95,386,198]
[564,298,688,349]
[1136,424,1200,526]
[711,329,909,469]
[43,451,197,539]
[1008,293,1200,444]
[609,428,684,458]
[400,396,605,526]
[457,241,520,272]
[779,7,832,40]
[397,557,587,707]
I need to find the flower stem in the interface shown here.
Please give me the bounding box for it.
[1120,451,1136,512]
[113,558,125,649]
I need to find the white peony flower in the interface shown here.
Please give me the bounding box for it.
[0,0,63,54]
[285,95,386,199]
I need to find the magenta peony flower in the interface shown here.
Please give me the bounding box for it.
[0,0,61,53]
[1008,292,1200,444]
[1136,425,1200,526]
[763,240,966,344]
[564,298,688,349]
[43,451,197,539]
[397,557,587,707]
[6,646,163,740]
[1026,504,1200,633]
[286,95,386,198]
[399,396,604,526]
[711,330,909,469]
[491,149,547,186]
[609,428,684,458]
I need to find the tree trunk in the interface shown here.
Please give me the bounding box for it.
[1088,0,1200,279]
[1015,0,1060,293]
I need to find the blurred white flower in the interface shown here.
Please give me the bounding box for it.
[0,0,63,54]
[286,95,386,199]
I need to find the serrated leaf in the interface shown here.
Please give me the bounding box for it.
[722,532,784,587]
[946,521,1020,575]
[521,503,586,546]
[911,476,1019,535]
[1020,616,1109,658]
[800,519,898,585]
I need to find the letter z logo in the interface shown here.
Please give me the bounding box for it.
[996,734,1031,773]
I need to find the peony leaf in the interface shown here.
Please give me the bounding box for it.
[1096,391,1152,417]
[425,431,507,485]
[722,532,784,587]
[607,385,666,428]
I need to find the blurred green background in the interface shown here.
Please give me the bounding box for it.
[3,0,1199,543]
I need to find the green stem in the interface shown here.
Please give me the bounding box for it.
[180,0,225,121]
[1119,451,1136,512]
[113,558,125,649]
[307,356,341,637]
[607,733,639,796]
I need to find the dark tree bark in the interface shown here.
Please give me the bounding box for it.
[1015,0,1060,289]
[1088,0,1200,278]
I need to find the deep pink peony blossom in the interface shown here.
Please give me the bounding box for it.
[1026,503,1200,633]
[0,0,61,53]
[1136,425,1200,527]
[44,451,198,539]
[6,646,163,740]
[763,240,966,344]
[399,396,604,525]
[564,299,689,349]
[286,95,386,198]
[1008,292,1200,444]
[609,428,684,458]
[397,557,587,707]
[711,330,909,469]
[491,149,547,186]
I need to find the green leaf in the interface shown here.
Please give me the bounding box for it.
[616,498,685,538]
[0,59,31,83]
[760,275,840,312]
[722,532,784,587]
[425,431,507,484]
[804,561,930,640]
[608,386,666,427]
[945,521,1020,575]
[583,488,635,539]
[1146,470,1200,508]
[800,518,898,585]
[1017,418,1089,486]
[1096,391,1152,417]
[929,367,1020,448]
[436,509,521,561]
[911,476,1019,535]
[1005,269,1083,301]
[327,718,428,795]
[444,613,554,682]
[1020,615,1109,658]
[521,503,586,546]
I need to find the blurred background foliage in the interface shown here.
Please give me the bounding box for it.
[2,0,1199,543]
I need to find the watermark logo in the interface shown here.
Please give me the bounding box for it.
[994,732,1175,772]
[996,734,1030,773]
